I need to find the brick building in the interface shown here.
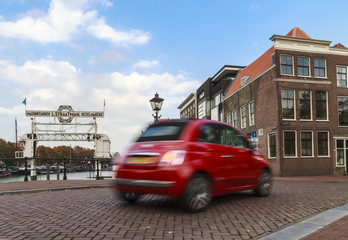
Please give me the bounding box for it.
[178,27,348,176]
[223,27,348,176]
[177,93,197,119]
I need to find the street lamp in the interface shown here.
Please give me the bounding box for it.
[150,92,164,121]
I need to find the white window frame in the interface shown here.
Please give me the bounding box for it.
[240,105,247,129]
[280,55,294,76]
[317,131,330,157]
[300,131,314,158]
[232,110,238,127]
[338,96,348,127]
[337,65,348,88]
[227,112,232,125]
[268,132,276,159]
[249,101,255,126]
[297,56,311,77]
[335,138,347,167]
[283,130,297,158]
[299,90,312,121]
[314,58,327,78]
[282,89,296,121]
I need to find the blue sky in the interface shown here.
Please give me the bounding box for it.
[1,0,348,154]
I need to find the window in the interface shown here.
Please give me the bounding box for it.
[240,105,247,129]
[314,58,326,77]
[337,66,348,87]
[281,55,293,75]
[198,101,206,119]
[301,131,313,157]
[272,54,276,65]
[299,90,311,120]
[232,110,238,127]
[227,112,232,125]
[315,91,327,120]
[282,89,295,120]
[284,131,297,157]
[298,57,310,76]
[268,133,276,158]
[317,132,329,157]
[249,101,255,126]
[338,97,348,126]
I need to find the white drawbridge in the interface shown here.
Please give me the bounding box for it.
[16,105,111,180]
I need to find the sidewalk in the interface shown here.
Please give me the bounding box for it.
[0,178,347,240]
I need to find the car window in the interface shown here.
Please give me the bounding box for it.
[137,121,188,142]
[222,126,248,148]
[199,123,248,148]
[198,124,219,144]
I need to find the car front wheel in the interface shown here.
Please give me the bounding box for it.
[255,170,272,197]
[118,191,141,203]
[181,173,212,212]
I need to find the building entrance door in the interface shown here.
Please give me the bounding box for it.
[336,139,348,173]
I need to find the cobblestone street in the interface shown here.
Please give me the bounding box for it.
[0,177,347,240]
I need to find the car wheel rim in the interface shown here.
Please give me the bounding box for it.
[188,179,211,210]
[259,173,271,195]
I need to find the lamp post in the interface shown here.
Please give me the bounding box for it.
[149,92,164,121]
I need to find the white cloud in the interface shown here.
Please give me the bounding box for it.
[0,0,150,45]
[133,60,160,69]
[0,58,200,153]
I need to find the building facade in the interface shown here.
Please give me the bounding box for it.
[178,27,348,176]
[224,27,348,176]
[177,93,197,119]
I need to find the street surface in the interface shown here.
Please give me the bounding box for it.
[0,176,347,240]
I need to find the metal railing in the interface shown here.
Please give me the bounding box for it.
[0,157,113,182]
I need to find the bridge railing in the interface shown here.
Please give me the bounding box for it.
[0,157,113,182]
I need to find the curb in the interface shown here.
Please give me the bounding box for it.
[0,185,111,196]
[259,203,348,240]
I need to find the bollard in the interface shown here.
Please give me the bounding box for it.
[46,164,50,180]
[24,157,28,182]
[56,162,60,180]
[96,159,100,180]
[63,158,67,180]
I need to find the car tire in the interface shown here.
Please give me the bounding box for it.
[181,173,212,212]
[255,170,272,197]
[118,191,141,203]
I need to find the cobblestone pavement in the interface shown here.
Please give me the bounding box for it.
[0,177,347,240]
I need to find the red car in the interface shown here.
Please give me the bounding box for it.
[112,119,272,212]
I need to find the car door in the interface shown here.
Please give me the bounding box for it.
[197,123,232,195]
[221,125,257,189]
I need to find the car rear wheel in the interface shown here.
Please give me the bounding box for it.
[118,191,141,203]
[255,170,272,197]
[181,173,212,212]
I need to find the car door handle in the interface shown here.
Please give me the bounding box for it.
[221,155,234,158]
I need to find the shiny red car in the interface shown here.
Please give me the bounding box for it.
[113,119,272,212]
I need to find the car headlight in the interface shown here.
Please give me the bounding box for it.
[159,150,186,166]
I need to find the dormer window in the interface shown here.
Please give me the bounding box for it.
[241,76,250,86]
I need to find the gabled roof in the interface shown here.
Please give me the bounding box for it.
[225,27,312,99]
[333,43,347,49]
[225,46,274,98]
[286,26,312,39]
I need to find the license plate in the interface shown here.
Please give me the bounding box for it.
[127,157,155,165]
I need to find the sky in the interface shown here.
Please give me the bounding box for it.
[1,0,348,155]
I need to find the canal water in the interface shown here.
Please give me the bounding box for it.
[0,171,114,183]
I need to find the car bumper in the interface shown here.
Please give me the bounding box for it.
[112,166,192,197]
[114,178,175,189]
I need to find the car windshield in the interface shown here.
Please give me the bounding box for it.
[136,121,188,142]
